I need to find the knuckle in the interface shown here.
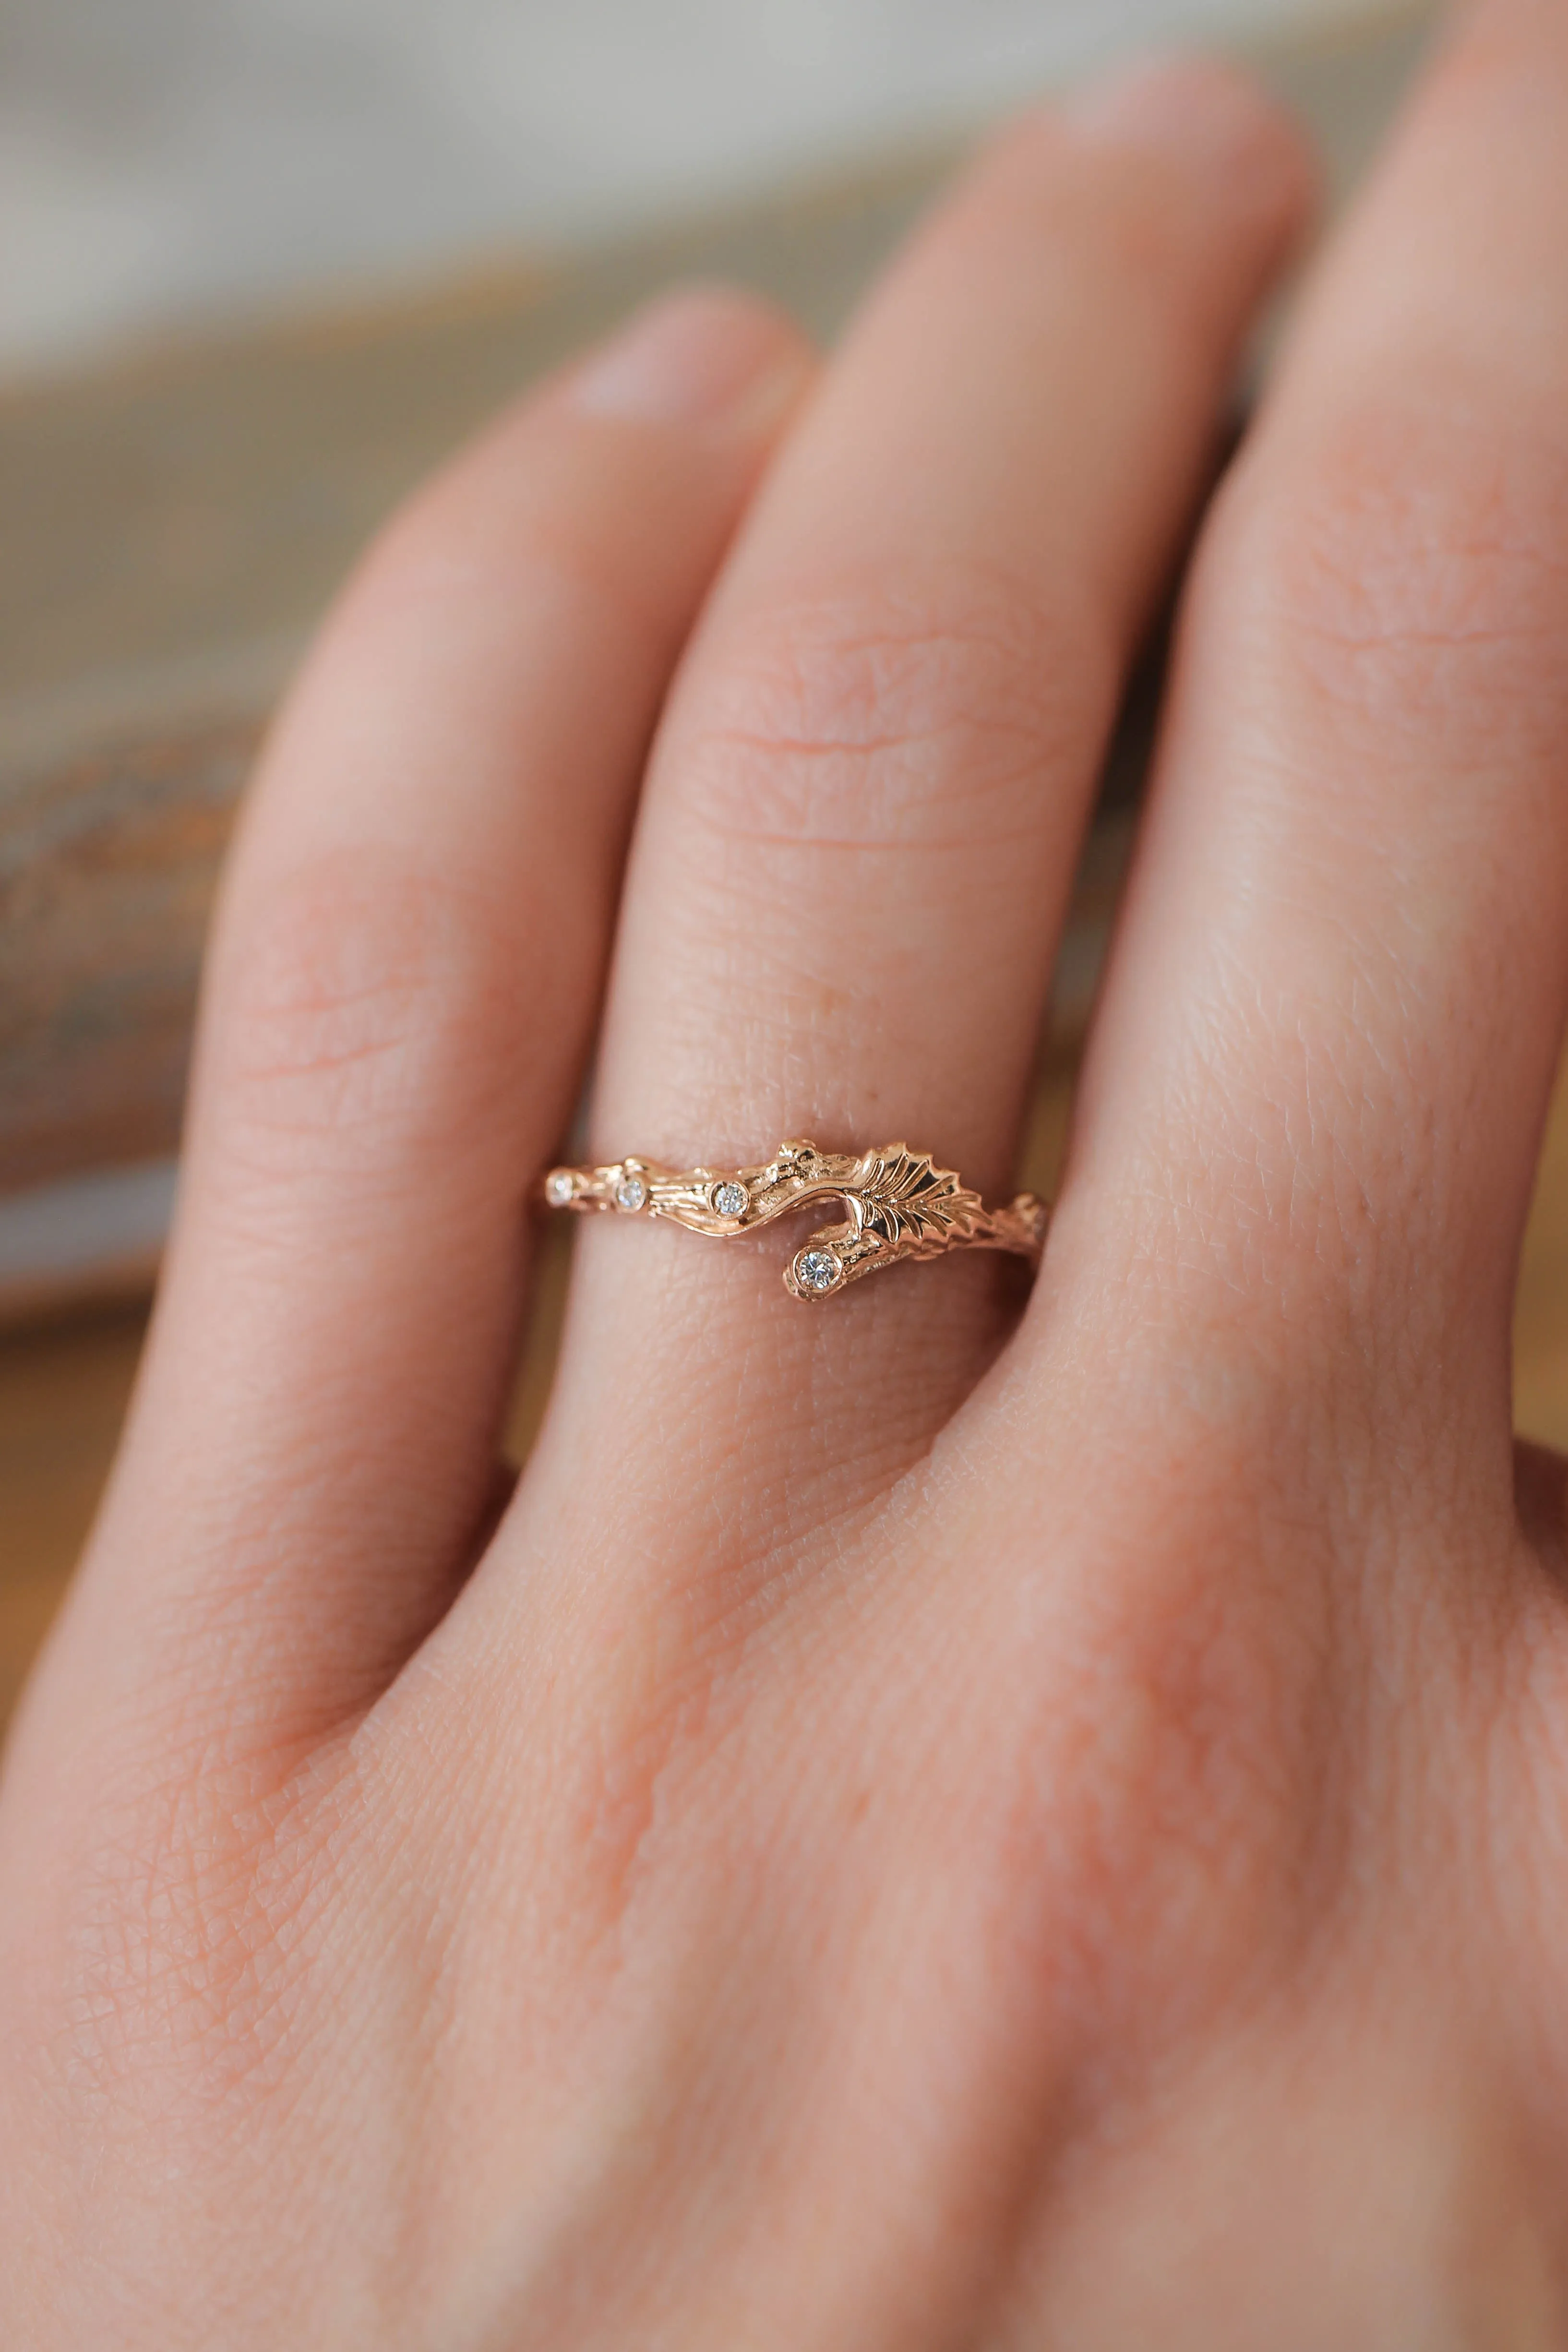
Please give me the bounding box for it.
[1249,389,1568,741]
[213,847,534,1183]
[47,1743,336,2124]
[677,563,1109,856]
[993,1471,1355,2054]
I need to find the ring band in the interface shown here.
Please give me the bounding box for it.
[541,1137,1048,1300]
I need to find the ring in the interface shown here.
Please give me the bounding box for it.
[541,1137,1049,1300]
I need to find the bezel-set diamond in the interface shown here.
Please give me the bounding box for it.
[793,1247,842,1293]
[615,1172,649,1213]
[712,1181,748,1220]
[544,1170,575,1207]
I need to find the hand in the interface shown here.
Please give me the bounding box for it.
[8,9,1568,2340]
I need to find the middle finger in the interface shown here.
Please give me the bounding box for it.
[543,63,1314,1542]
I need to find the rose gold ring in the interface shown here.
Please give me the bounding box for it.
[541,1136,1048,1301]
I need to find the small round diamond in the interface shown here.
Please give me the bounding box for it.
[545,1171,575,1206]
[615,1172,649,1213]
[713,1181,747,1219]
[794,1248,841,1293]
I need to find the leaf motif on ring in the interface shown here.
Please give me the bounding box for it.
[851,1144,979,1253]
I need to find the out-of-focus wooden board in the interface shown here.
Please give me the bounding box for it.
[1514,1063,1568,1442]
[0,1305,146,1729]
[9,1044,1568,1742]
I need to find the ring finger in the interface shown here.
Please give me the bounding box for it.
[529,61,1316,1557]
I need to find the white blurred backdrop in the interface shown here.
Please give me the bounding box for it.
[0,0,1379,379]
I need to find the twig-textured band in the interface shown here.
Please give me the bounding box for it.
[542,1137,1048,1300]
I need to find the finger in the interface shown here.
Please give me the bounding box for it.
[36,294,814,1750]
[530,63,1315,1548]
[1057,0,1568,1482]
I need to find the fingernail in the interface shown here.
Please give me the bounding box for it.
[1066,52,1301,176]
[569,288,811,428]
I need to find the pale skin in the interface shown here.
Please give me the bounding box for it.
[8,1,1568,2338]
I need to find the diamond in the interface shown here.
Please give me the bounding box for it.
[713,1181,747,1219]
[545,1171,575,1206]
[794,1248,840,1293]
[615,1173,648,1213]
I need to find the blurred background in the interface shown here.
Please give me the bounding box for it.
[1,0,1407,377]
[14,0,1562,1732]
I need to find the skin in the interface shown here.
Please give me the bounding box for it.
[6,1,1568,2338]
